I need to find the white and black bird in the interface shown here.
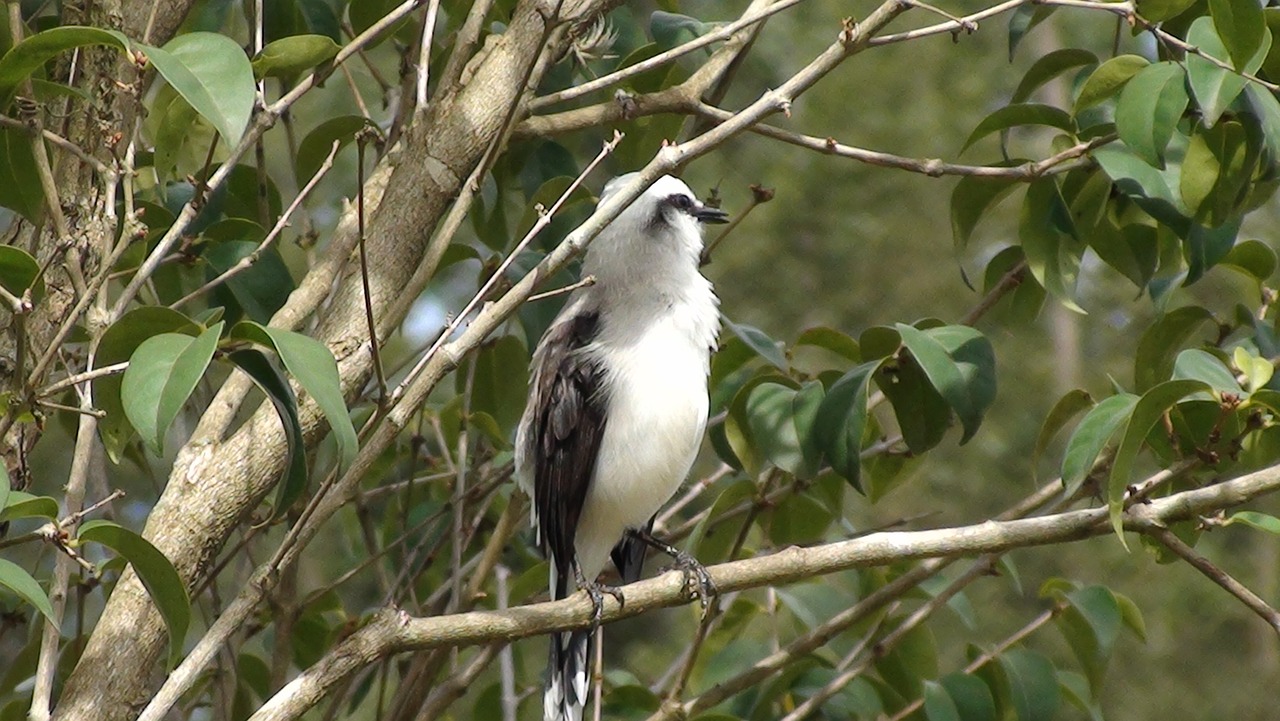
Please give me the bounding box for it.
[515,173,728,721]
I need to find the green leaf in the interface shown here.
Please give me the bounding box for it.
[1108,379,1210,537]
[726,320,787,370]
[950,175,1020,251]
[1060,393,1138,497]
[924,680,962,721]
[1209,0,1266,70]
[1134,305,1216,391]
[1020,177,1085,312]
[1056,585,1122,697]
[1227,510,1280,534]
[767,492,833,546]
[143,32,255,147]
[0,558,55,626]
[229,322,358,470]
[1013,49,1097,104]
[0,126,42,221]
[1221,239,1276,281]
[939,673,997,721]
[152,91,202,186]
[813,361,880,491]
[1180,130,1220,215]
[1115,62,1189,167]
[78,520,190,666]
[203,241,293,324]
[95,307,202,461]
[0,491,59,522]
[0,26,130,108]
[1186,19,1270,127]
[252,34,339,80]
[226,349,308,518]
[1136,0,1198,22]
[1171,348,1241,394]
[650,11,709,50]
[997,649,1060,721]
[465,335,529,435]
[1007,5,1056,60]
[1244,85,1280,171]
[795,326,861,364]
[961,104,1075,154]
[0,245,39,299]
[746,381,823,479]
[1093,145,1184,222]
[295,115,376,182]
[1032,389,1093,479]
[122,323,224,455]
[1074,55,1149,115]
[878,347,953,455]
[1113,591,1147,641]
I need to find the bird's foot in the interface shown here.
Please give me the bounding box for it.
[668,550,717,611]
[573,562,625,627]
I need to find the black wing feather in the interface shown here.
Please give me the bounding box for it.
[533,311,606,596]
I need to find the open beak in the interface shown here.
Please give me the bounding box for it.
[693,205,730,224]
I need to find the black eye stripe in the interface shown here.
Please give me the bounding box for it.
[666,193,694,211]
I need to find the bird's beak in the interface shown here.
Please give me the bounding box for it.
[693,205,730,224]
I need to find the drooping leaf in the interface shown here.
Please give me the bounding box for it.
[1032,389,1093,479]
[896,324,997,444]
[122,323,224,455]
[1060,393,1138,497]
[962,104,1075,154]
[0,558,55,626]
[1012,49,1097,104]
[229,322,358,470]
[0,127,42,221]
[725,319,787,370]
[1007,5,1056,60]
[951,175,1021,251]
[226,349,308,519]
[813,361,881,491]
[202,241,293,324]
[0,26,130,108]
[1055,585,1123,697]
[1115,62,1189,167]
[1186,19,1269,127]
[143,32,255,147]
[996,649,1060,721]
[1134,305,1217,391]
[1020,177,1085,312]
[1209,0,1266,70]
[78,520,190,666]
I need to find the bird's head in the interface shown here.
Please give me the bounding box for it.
[600,174,729,234]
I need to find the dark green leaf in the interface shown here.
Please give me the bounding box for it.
[295,115,376,183]
[1186,19,1269,127]
[924,680,962,721]
[951,175,1021,251]
[1134,305,1216,391]
[650,11,709,50]
[1061,393,1138,497]
[1108,379,1210,536]
[0,245,39,299]
[252,34,339,80]
[1021,177,1085,312]
[0,491,59,522]
[226,349,308,518]
[1007,5,1056,60]
[961,104,1074,154]
[997,649,1060,721]
[465,335,529,435]
[122,323,223,454]
[1221,239,1276,281]
[1209,0,1266,70]
[1012,49,1097,104]
[1074,55,1149,115]
[795,326,861,364]
[203,241,293,324]
[878,350,953,455]
[1244,85,1280,172]
[813,361,880,491]
[1032,389,1093,479]
[1136,0,1197,22]
[0,127,42,221]
[1056,585,1122,697]
[229,322,358,470]
[1115,62,1189,167]
[940,673,998,721]
[726,320,787,370]
[0,558,55,626]
[0,26,130,108]
[78,519,190,666]
[143,32,255,146]
[1093,145,1185,220]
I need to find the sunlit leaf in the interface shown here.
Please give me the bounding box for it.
[0,558,55,626]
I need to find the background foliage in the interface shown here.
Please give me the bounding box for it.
[1,0,1280,719]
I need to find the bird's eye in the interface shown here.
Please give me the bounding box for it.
[668,194,694,211]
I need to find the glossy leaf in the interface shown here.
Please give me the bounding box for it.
[252,34,339,80]
[1074,55,1149,115]
[122,323,224,455]
[1061,393,1138,497]
[0,491,59,522]
[1209,0,1266,70]
[726,320,787,370]
[813,360,880,491]
[1186,19,1269,127]
[0,26,130,107]
[1171,348,1241,394]
[1012,49,1097,104]
[898,324,997,444]
[0,558,55,626]
[0,246,39,299]
[144,32,255,147]
[961,104,1074,154]
[227,349,308,518]
[78,520,190,666]
[650,11,709,50]
[203,241,293,324]
[230,322,358,470]
[795,326,861,363]
[1115,62,1189,167]
[1108,379,1210,536]
[1244,85,1280,172]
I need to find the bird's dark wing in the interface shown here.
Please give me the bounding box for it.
[532,310,606,598]
[611,516,654,584]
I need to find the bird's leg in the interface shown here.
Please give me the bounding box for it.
[572,559,625,627]
[630,528,717,610]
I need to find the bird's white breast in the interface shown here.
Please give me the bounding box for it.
[572,309,713,580]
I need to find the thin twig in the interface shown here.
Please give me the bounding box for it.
[0,113,111,176]
[354,133,389,405]
[1146,525,1280,635]
[415,0,442,110]
[36,361,128,399]
[527,274,596,302]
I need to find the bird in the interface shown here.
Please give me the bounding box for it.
[514,172,728,721]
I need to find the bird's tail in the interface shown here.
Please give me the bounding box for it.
[545,556,593,721]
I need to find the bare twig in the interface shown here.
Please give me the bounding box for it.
[1145,525,1280,635]
[0,114,111,176]
[527,274,597,302]
[36,361,128,399]
[415,0,442,110]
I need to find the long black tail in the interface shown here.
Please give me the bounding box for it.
[545,626,593,721]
